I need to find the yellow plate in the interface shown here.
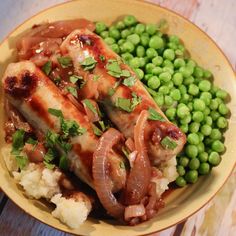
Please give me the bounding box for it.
[0,0,235,235]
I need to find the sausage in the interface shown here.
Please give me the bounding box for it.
[60,29,186,164]
[2,61,126,192]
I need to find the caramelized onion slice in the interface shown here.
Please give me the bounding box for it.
[124,110,151,205]
[93,128,125,219]
[124,204,145,222]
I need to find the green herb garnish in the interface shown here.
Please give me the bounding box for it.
[42,61,52,75]
[83,99,97,114]
[99,55,105,61]
[92,125,103,136]
[131,92,142,110]
[67,86,78,98]
[115,93,142,112]
[121,70,131,77]
[54,76,61,85]
[120,161,126,169]
[161,136,177,150]
[15,155,28,170]
[45,130,59,148]
[123,76,136,87]
[80,57,97,71]
[106,59,122,78]
[93,75,100,81]
[69,75,83,84]
[11,129,25,155]
[61,119,86,138]
[59,154,69,170]
[26,137,38,146]
[48,108,63,118]
[57,56,73,68]
[43,161,55,170]
[148,107,165,121]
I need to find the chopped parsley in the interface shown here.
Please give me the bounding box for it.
[121,70,131,77]
[54,76,61,85]
[67,86,78,98]
[83,99,99,116]
[26,137,38,145]
[80,57,97,71]
[69,75,83,84]
[123,76,136,87]
[120,161,126,169]
[48,108,63,118]
[57,56,73,68]
[98,121,107,131]
[115,93,142,112]
[148,107,165,122]
[122,146,130,159]
[108,81,121,96]
[93,75,100,81]
[106,59,122,78]
[11,129,25,155]
[43,148,56,169]
[45,130,59,148]
[99,55,105,61]
[92,125,103,136]
[161,137,177,150]
[42,61,52,75]
[59,154,69,170]
[15,155,28,170]
[61,119,86,139]
[43,162,55,170]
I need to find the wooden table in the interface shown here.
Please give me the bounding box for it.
[0,0,235,235]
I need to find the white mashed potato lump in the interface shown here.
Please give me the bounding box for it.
[51,193,92,229]
[13,163,61,199]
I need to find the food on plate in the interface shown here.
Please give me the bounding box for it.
[1,15,230,229]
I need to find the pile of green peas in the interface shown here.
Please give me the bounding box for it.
[95,15,230,187]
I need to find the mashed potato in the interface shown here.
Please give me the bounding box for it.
[13,163,61,199]
[51,193,92,229]
[152,156,178,197]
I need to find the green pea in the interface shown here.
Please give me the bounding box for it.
[139,57,146,67]
[204,138,213,147]
[175,49,184,57]
[110,44,120,53]
[149,35,164,49]
[169,35,180,44]
[146,24,157,35]
[154,94,164,107]
[183,76,194,86]
[180,115,191,124]
[178,156,189,167]
[170,88,181,101]
[189,122,200,133]
[218,103,229,116]
[167,42,178,50]
[144,74,152,81]
[185,170,198,183]
[120,41,135,52]
[217,117,228,129]
[135,68,144,80]
[179,85,187,94]
[180,124,188,133]
[159,72,172,83]
[193,99,206,111]
[211,111,220,121]
[121,29,131,38]
[152,56,163,66]
[187,133,200,145]
[95,22,107,34]
[147,76,160,89]
[211,140,225,153]
[177,165,186,176]
[146,48,158,59]
[205,116,213,126]
[199,163,210,175]
[175,176,187,187]
[197,142,205,153]
[135,23,145,35]
[136,45,145,57]
[145,63,155,74]
[104,37,115,45]
[140,34,150,47]
[163,66,174,75]
[121,52,133,62]
[198,152,208,162]
[162,59,174,68]
[216,89,229,100]
[115,21,125,30]
[209,99,219,110]
[179,66,193,78]
[152,67,163,75]
[177,104,190,118]
[197,132,204,142]
[118,39,125,46]
[188,84,199,96]
[127,33,140,45]
[208,152,221,166]
[159,85,170,95]
[203,70,212,78]
[192,111,204,122]
[163,49,175,61]
[123,15,137,26]
[198,80,211,92]
[165,107,176,120]
[100,30,109,38]
[185,144,198,158]
[164,95,174,107]
[189,158,200,170]
[200,92,212,106]
[193,66,204,78]
[200,124,212,136]
[210,129,222,140]
[187,59,196,68]
[109,28,121,40]
[174,58,185,68]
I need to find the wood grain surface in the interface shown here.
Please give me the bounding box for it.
[0,0,235,236]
